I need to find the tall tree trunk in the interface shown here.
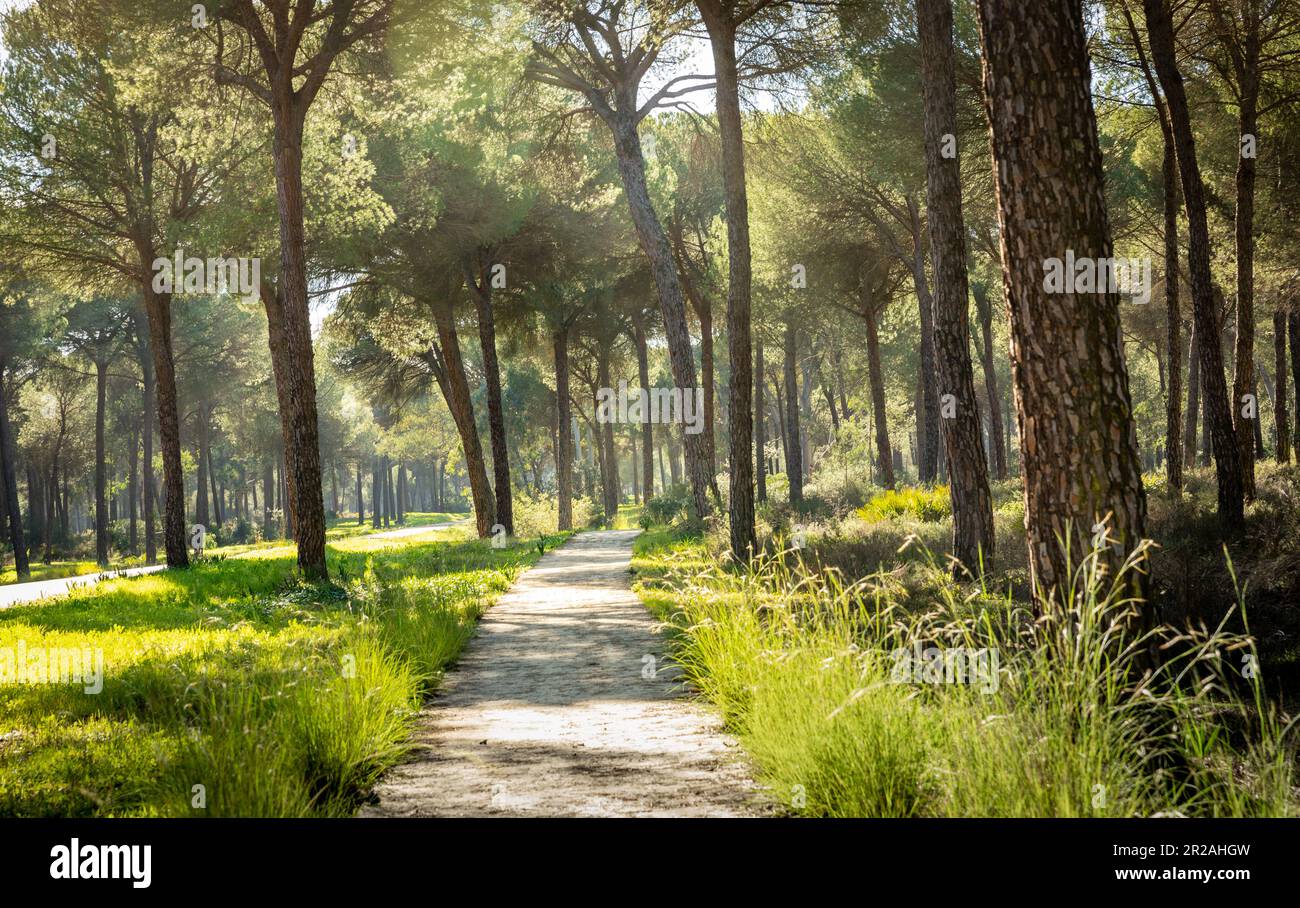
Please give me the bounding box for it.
[134,306,157,564]
[554,328,574,531]
[1184,325,1200,468]
[972,281,1007,479]
[1161,130,1184,491]
[918,0,994,570]
[1274,310,1290,463]
[1121,1,1183,491]
[596,349,619,520]
[263,457,274,537]
[1142,0,1244,525]
[977,0,1149,608]
[1233,67,1260,497]
[371,455,381,529]
[356,460,364,525]
[466,258,513,534]
[94,357,109,566]
[0,363,28,579]
[609,115,712,520]
[140,281,189,567]
[699,2,755,559]
[1290,310,1300,453]
[862,291,896,490]
[783,320,803,508]
[195,406,210,529]
[128,416,139,554]
[754,336,767,502]
[633,318,655,502]
[908,197,942,483]
[266,112,328,580]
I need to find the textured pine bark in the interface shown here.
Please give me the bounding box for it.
[977,0,1148,606]
[267,118,328,579]
[917,0,994,571]
[1233,68,1260,498]
[1142,0,1244,525]
[699,2,756,561]
[432,310,495,537]
[466,258,514,534]
[610,118,713,521]
[140,283,189,569]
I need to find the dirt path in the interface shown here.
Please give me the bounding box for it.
[362,529,766,818]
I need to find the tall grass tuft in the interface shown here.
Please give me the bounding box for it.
[635,532,1296,817]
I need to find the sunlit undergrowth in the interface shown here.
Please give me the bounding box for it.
[631,523,1297,818]
[0,528,566,817]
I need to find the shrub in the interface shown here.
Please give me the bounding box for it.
[857,485,951,522]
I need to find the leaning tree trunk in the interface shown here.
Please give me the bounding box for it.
[0,361,28,579]
[972,281,1007,480]
[267,115,328,580]
[94,356,109,567]
[610,115,712,520]
[140,281,189,568]
[466,259,513,535]
[1275,309,1291,463]
[553,327,574,531]
[1142,0,1243,525]
[977,0,1149,609]
[783,319,803,508]
[861,291,896,490]
[430,310,494,537]
[918,0,994,572]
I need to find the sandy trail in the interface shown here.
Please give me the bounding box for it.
[362,529,765,818]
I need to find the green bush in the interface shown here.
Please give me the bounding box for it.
[857,485,952,522]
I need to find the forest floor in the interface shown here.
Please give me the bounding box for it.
[362,529,767,817]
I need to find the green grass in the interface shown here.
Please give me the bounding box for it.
[0,525,564,817]
[0,511,467,586]
[632,522,1297,818]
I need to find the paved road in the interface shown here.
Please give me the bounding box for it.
[0,564,168,611]
[0,517,469,611]
[362,529,766,818]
